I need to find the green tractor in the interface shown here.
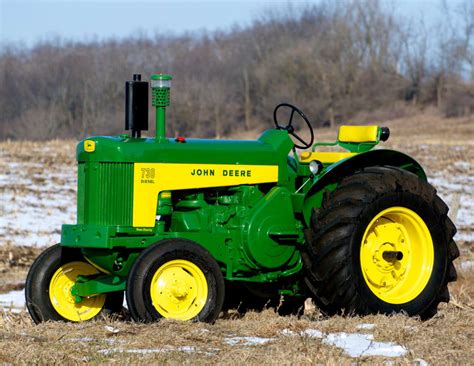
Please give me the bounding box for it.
[26,74,458,323]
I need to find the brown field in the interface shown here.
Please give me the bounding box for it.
[0,112,473,364]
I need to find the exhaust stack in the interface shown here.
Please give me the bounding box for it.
[125,74,149,138]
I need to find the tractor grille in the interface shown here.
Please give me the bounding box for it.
[78,162,134,226]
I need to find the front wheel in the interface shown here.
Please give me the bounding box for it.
[25,244,124,323]
[126,239,225,323]
[303,166,459,319]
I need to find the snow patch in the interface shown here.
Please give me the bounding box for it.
[429,173,474,243]
[0,287,127,314]
[98,346,216,356]
[414,358,429,366]
[66,337,96,343]
[104,325,120,334]
[0,289,25,310]
[281,328,408,358]
[323,332,407,357]
[453,161,470,170]
[225,336,273,346]
[356,323,376,330]
[460,261,474,270]
[302,329,324,338]
[456,231,474,242]
[0,161,76,247]
[64,337,118,345]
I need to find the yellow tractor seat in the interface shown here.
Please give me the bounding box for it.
[338,125,379,143]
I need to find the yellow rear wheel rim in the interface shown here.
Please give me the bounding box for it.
[360,207,434,304]
[49,261,106,322]
[150,259,208,320]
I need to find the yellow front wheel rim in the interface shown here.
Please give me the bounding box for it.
[49,261,106,322]
[150,259,208,320]
[360,207,434,304]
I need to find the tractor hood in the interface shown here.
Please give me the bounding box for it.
[77,129,293,166]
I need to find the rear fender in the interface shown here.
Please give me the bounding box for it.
[302,149,426,225]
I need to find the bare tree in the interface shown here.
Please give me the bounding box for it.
[1,0,472,140]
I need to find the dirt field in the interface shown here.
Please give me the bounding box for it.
[0,112,473,364]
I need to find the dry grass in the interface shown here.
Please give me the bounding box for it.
[0,245,41,292]
[0,112,473,364]
[0,290,473,364]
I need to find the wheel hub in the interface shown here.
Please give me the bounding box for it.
[150,259,208,320]
[160,272,190,302]
[170,279,189,299]
[363,222,408,290]
[360,207,434,304]
[49,261,106,321]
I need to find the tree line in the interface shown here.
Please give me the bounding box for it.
[0,0,473,140]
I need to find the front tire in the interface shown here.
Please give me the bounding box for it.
[25,244,124,323]
[126,239,225,323]
[303,166,459,319]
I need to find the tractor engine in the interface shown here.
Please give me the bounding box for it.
[170,186,300,271]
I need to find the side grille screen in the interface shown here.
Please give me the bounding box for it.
[79,162,134,226]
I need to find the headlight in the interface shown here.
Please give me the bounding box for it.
[309,160,323,175]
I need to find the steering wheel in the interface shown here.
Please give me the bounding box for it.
[273,103,314,149]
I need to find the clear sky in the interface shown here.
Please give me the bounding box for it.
[0,0,462,48]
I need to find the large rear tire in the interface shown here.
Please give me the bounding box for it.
[25,244,124,323]
[303,166,459,319]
